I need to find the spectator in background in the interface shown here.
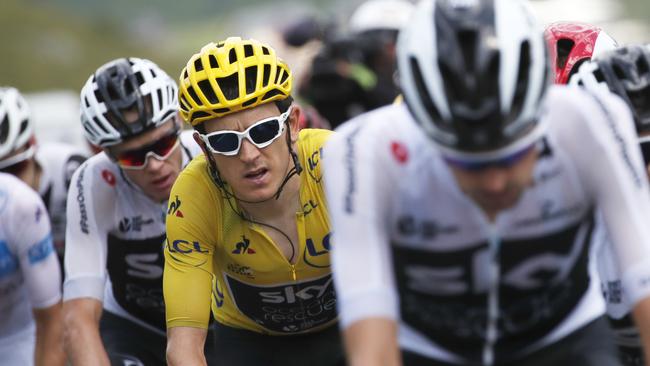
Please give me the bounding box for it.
[0,87,87,270]
[293,0,414,128]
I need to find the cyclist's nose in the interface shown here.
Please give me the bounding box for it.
[238,138,261,162]
[477,167,509,193]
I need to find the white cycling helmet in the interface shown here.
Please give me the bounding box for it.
[398,0,550,160]
[0,87,33,159]
[349,0,415,35]
[80,57,178,147]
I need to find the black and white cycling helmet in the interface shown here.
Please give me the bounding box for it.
[0,87,32,159]
[79,57,178,147]
[398,0,550,159]
[571,44,650,134]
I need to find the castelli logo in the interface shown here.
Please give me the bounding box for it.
[102,170,116,187]
[391,141,409,164]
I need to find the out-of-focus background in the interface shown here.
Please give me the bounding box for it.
[2,0,649,149]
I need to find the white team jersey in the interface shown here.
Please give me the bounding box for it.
[36,142,87,254]
[0,173,61,361]
[63,131,201,335]
[324,85,650,364]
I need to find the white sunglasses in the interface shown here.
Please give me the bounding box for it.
[199,107,292,156]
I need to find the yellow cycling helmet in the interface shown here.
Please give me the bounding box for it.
[179,37,293,126]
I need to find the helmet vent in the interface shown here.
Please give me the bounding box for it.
[229,48,237,64]
[209,55,219,69]
[0,115,9,144]
[458,30,477,72]
[637,57,649,76]
[511,41,531,119]
[262,46,270,55]
[262,64,271,87]
[245,66,258,94]
[613,64,627,80]
[194,58,204,72]
[242,98,258,107]
[198,79,218,104]
[408,56,442,124]
[217,74,239,100]
[18,118,29,135]
[135,72,145,85]
[156,89,164,112]
[556,39,575,70]
[262,89,283,101]
[244,44,254,58]
[187,86,201,105]
[107,84,120,100]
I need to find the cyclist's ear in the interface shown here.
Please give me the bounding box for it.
[288,105,302,144]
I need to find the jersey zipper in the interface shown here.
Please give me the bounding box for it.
[483,226,501,366]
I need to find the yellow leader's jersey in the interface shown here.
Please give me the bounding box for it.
[163,129,335,335]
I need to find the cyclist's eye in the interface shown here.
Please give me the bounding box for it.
[249,120,280,144]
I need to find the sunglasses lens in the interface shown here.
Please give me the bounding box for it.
[152,133,179,156]
[208,133,240,153]
[249,120,281,145]
[115,132,179,168]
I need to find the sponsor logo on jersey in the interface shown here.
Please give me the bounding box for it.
[302,199,319,216]
[101,169,116,187]
[35,206,43,222]
[27,235,54,264]
[603,280,622,305]
[119,216,155,233]
[0,241,18,277]
[225,273,337,333]
[344,126,362,214]
[232,236,255,254]
[307,147,323,183]
[227,262,255,279]
[213,279,225,308]
[167,195,183,218]
[391,141,409,164]
[76,164,89,234]
[514,200,584,228]
[396,215,459,240]
[166,239,208,254]
[304,232,331,269]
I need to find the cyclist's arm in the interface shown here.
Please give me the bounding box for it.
[62,162,112,365]
[33,304,65,366]
[62,298,108,366]
[345,318,401,366]
[13,190,65,366]
[163,166,216,363]
[558,88,650,362]
[323,119,399,364]
[166,327,208,366]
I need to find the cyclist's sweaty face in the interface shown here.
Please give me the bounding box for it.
[200,103,299,202]
[447,147,538,220]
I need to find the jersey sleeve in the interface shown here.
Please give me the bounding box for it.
[10,186,61,309]
[163,157,217,329]
[63,160,113,302]
[558,87,650,308]
[323,119,399,329]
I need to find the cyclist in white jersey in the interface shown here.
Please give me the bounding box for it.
[571,44,650,366]
[0,87,87,263]
[323,0,650,365]
[62,58,205,365]
[0,173,65,366]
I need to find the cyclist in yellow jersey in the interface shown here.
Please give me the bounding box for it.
[163,37,344,366]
